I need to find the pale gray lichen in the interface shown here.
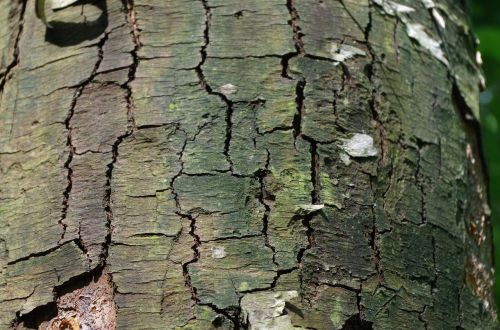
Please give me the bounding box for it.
[296,204,324,216]
[52,0,80,10]
[340,134,378,158]
[432,9,446,28]
[220,83,238,95]
[330,43,366,62]
[241,291,299,330]
[373,0,449,66]
[211,246,226,259]
[372,0,415,15]
[420,0,435,8]
[340,153,352,166]
[406,23,449,65]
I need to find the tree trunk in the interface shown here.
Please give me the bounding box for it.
[0,0,496,329]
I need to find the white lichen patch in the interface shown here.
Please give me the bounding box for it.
[432,9,446,28]
[476,51,484,66]
[340,152,352,166]
[340,134,378,158]
[220,83,238,95]
[241,291,299,330]
[330,43,366,62]
[211,246,226,259]
[420,0,435,8]
[406,23,449,65]
[297,204,324,215]
[52,0,80,10]
[373,0,415,15]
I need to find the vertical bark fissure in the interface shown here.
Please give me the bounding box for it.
[100,0,142,264]
[292,78,306,140]
[124,0,141,48]
[285,0,304,55]
[365,5,385,282]
[178,212,201,303]
[309,140,320,204]
[59,31,110,249]
[282,0,304,78]
[258,150,279,266]
[0,0,26,91]
[415,139,428,225]
[196,0,234,173]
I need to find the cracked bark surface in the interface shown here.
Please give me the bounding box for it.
[0,0,496,329]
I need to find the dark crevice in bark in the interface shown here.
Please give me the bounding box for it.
[167,127,205,320]
[7,240,79,266]
[102,131,132,264]
[309,140,321,204]
[340,313,374,330]
[430,235,438,294]
[417,305,430,330]
[239,267,298,297]
[415,139,429,225]
[98,0,142,266]
[286,0,305,54]
[59,31,110,250]
[0,0,26,92]
[369,177,384,283]
[257,150,279,266]
[256,125,294,136]
[296,212,316,266]
[292,78,306,139]
[364,4,388,284]
[282,0,304,78]
[177,212,202,306]
[201,234,262,244]
[196,0,234,172]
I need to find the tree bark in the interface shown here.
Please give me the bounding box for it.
[0,0,496,329]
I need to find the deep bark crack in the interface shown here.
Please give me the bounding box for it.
[59,31,110,248]
[282,0,305,78]
[0,0,26,92]
[195,0,234,173]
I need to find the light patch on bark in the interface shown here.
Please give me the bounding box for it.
[372,0,415,15]
[241,291,299,330]
[340,153,352,166]
[330,43,366,62]
[476,51,483,66]
[432,9,446,28]
[211,246,227,259]
[406,23,448,65]
[373,0,449,65]
[220,83,238,95]
[52,0,80,10]
[296,204,325,215]
[340,134,378,158]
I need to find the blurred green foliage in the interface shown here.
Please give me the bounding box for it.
[469,0,500,309]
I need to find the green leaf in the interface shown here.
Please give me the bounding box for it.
[35,0,53,28]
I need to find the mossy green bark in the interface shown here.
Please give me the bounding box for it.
[0,0,495,329]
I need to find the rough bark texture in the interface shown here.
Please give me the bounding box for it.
[0,0,496,329]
